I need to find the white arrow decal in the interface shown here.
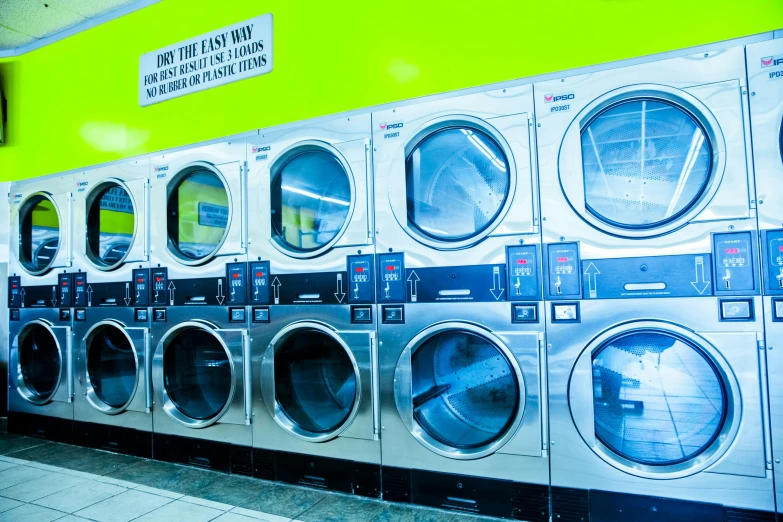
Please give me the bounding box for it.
[334,274,346,303]
[407,270,420,302]
[490,266,505,301]
[87,285,93,307]
[384,282,390,300]
[353,283,360,299]
[19,288,25,308]
[583,262,600,299]
[690,256,711,295]
[51,286,58,307]
[271,277,281,304]
[216,279,225,305]
[124,282,131,306]
[168,281,176,306]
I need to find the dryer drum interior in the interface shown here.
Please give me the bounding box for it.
[405,126,511,242]
[591,330,728,466]
[163,327,233,421]
[167,168,230,262]
[86,325,136,409]
[410,330,520,450]
[86,182,134,268]
[18,324,61,403]
[270,148,352,253]
[580,98,713,230]
[274,329,357,434]
[19,194,60,273]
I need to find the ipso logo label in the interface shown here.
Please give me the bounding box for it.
[761,55,783,68]
[544,93,575,103]
[379,122,403,131]
[154,165,168,179]
[252,145,271,153]
[76,181,89,192]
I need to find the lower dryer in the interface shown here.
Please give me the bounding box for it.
[73,306,152,457]
[546,242,774,520]
[249,257,380,497]
[151,305,253,475]
[379,301,549,521]
[8,307,74,442]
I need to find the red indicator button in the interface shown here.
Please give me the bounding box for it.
[255,272,263,277]
[386,265,396,271]
[778,246,783,252]
[557,257,569,263]
[12,284,17,289]
[232,273,240,278]
[517,259,527,264]
[725,248,740,254]
[156,277,162,282]
[77,281,83,285]
[137,278,143,283]
[62,282,68,286]
[355,267,364,272]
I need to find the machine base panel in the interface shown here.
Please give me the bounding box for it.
[73,421,152,458]
[8,411,72,443]
[551,488,775,522]
[252,449,380,498]
[152,433,251,475]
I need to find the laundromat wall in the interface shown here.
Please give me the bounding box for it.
[0,0,782,182]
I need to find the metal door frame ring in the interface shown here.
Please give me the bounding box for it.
[263,321,362,442]
[83,178,138,272]
[393,115,518,251]
[569,320,741,479]
[157,320,237,428]
[559,84,727,239]
[394,321,526,460]
[15,319,63,405]
[165,162,233,266]
[83,320,140,415]
[17,192,63,276]
[267,140,357,259]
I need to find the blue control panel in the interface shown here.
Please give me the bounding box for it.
[762,230,783,295]
[250,261,271,305]
[8,276,20,308]
[347,254,374,304]
[545,243,581,299]
[711,231,758,295]
[377,253,405,304]
[226,263,247,305]
[151,268,168,306]
[58,273,73,307]
[74,273,88,307]
[506,245,541,300]
[133,269,149,306]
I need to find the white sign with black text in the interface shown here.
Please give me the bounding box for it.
[139,13,272,106]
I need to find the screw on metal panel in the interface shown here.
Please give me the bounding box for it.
[759,200,764,204]
[751,92,756,96]
[561,79,565,82]
[742,90,747,95]
[537,123,541,128]
[551,441,555,445]
[729,225,735,230]
[777,459,780,464]
[770,346,774,350]
[559,236,565,241]
[503,89,506,93]
[704,53,709,57]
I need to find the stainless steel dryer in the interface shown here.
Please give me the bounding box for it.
[545,243,773,521]
[535,46,754,302]
[246,114,379,496]
[372,86,548,520]
[151,307,252,474]
[747,36,783,517]
[71,160,153,456]
[8,175,74,441]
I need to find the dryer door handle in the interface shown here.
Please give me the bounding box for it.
[393,345,414,432]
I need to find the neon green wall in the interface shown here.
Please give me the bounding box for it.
[0,0,781,182]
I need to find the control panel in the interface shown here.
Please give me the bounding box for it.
[763,230,783,295]
[226,262,248,305]
[546,243,581,299]
[377,253,405,303]
[58,273,73,307]
[74,273,88,307]
[133,268,149,306]
[151,267,168,306]
[712,231,757,295]
[347,254,374,303]
[8,276,21,308]
[250,261,271,305]
[506,245,540,299]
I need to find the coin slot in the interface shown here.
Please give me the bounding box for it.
[186,296,206,302]
[298,293,320,299]
[101,298,116,304]
[623,283,667,291]
[438,289,470,296]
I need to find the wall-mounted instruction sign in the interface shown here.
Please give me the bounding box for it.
[139,13,272,106]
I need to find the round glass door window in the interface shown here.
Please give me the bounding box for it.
[87,183,134,268]
[271,150,352,253]
[163,328,232,421]
[274,330,357,434]
[592,331,727,466]
[19,195,60,273]
[167,170,229,261]
[580,99,713,229]
[410,330,519,450]
[406,127,510,242]
[18,325,61,402]
[87,326,136,409]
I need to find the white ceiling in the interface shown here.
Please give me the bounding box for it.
[0,0,150,52]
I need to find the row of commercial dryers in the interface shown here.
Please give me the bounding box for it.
[5,39,783,521]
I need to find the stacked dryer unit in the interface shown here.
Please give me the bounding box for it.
[148,139,254,474]
[747,37,783,518]
[8,174,75,442]
[536,45,774,519]
[71,160,154,457]
[246,114,381,497]
[373,86,549,520]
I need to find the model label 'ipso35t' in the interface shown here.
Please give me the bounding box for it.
[139,13,273,106]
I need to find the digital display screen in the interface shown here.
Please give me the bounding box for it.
[557,257,569,263]
[725,248,740,254]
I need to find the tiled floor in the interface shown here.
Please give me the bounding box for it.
[0,433,504,522]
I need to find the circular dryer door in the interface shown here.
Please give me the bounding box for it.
[402,123,513,249]
[561,87,725,238]
[16,323,62,404]
[166,168,230,264]
[395,324,525,459]
[18,194,61,275]
[161,326,234,427]
[569,322,740,478]
[86,182,135,270]
[266,325,359,441]
[270,144,354,257]
[85,323,138,413]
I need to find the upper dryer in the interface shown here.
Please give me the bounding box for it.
[372,85,539,270]
[10,174,73,287]
[148,140,247,282]
[246,114,373,274]
[535,46,754,261]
